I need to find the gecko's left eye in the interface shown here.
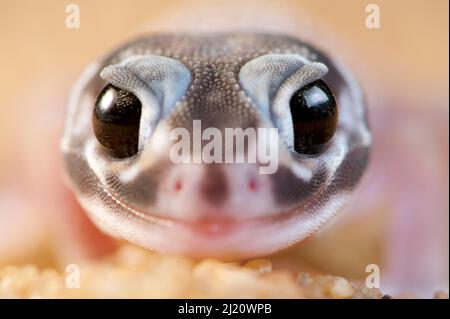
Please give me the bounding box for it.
[93,84,142,158]
[289,80,338,155]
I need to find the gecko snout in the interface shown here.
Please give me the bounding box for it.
[157,162,273,220]
[167,164,230,206]
[198,165,262,206]
[198,164,229,206]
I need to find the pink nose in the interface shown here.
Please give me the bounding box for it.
[165,163,261,206]
[157,163,271,221]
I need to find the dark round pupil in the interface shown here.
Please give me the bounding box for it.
[93,84,142,158]
[289,79,338,154]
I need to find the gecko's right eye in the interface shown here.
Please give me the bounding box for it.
[93,84,142,158]
[289,80,338,155]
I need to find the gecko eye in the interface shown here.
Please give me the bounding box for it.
[93,84,142,158]
[289,79,338,154]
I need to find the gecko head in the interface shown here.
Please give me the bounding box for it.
[62,33,371,259]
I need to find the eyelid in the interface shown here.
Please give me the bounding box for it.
[272,62,328,118]
[99,55,192,151]
[239,54,310,119]
[100,55,192,118]
[273,63,328,150]
[238,53,328,149]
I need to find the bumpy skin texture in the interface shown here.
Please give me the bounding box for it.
[61,33,371,259]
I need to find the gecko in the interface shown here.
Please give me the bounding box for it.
[60,33,371,259]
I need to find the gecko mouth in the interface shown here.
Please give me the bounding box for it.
[101,182,318,239]
[177,210,299,238]
[122,199,306,239]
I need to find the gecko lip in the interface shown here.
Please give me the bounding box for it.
[129,202,304,239]
[181,210,299,238]
[186,218,239,237]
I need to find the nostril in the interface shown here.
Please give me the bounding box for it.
[248,177,258,192]
[174,180,183,192]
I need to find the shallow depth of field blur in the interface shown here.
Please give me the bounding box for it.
[0,0,448,298]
